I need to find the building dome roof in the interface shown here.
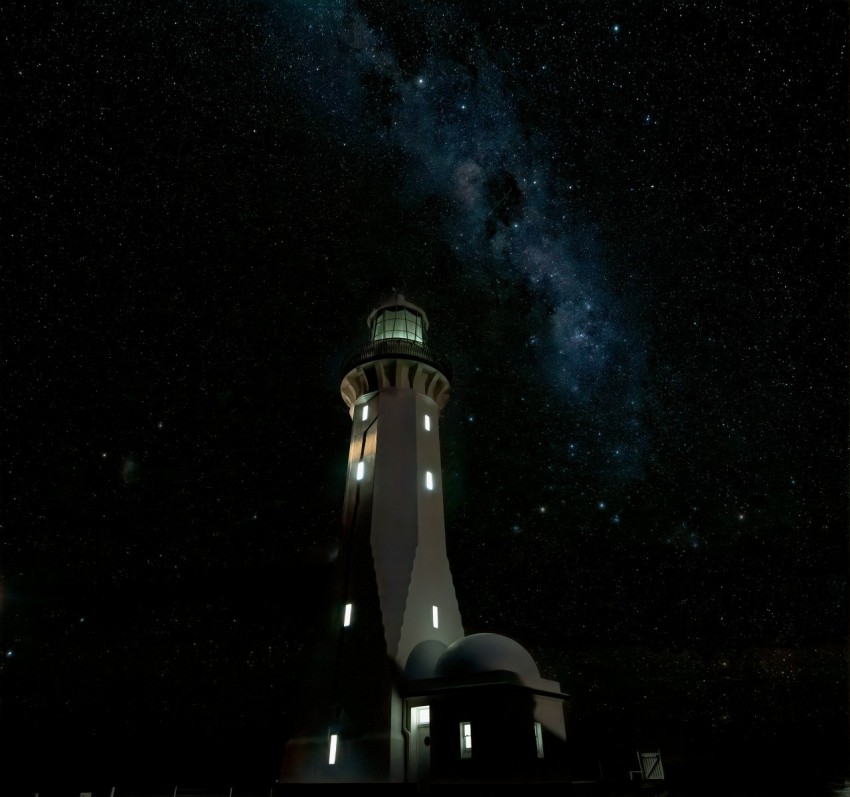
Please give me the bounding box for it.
[434,633,540,680]
[404,639,448,680]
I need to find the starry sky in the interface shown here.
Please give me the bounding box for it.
[4,0,849,792]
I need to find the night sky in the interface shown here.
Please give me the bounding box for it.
[5,0,849,793]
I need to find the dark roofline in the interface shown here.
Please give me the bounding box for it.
[400,669,570,701]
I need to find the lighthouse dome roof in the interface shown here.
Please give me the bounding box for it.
[434,633,540,680]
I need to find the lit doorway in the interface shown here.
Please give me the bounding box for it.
[409,704,431,784]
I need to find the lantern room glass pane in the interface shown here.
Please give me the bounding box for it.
[371,308,423,343]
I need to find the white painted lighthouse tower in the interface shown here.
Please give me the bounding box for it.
[280,292,465,783]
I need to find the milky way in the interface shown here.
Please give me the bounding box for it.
[273,1,648,478]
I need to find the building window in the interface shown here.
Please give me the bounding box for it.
[425,471,434,490]
[534,721,544,758]
[356,461,365,481]
[460,722,472,758]
[361,405,369,421]
[328,733,338,765]
[424,414,431,431]
[343,603,352,627]
[432,605,439,629]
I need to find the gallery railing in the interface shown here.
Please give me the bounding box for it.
[340,338,452,382]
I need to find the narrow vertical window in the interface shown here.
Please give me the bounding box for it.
[534,721,544,758]
[361,405,369,421]
[460,722,472,758]
[343,603,352,627]
[425,471,434,490]
[424,414,431,431]
[328,733,338,765]
[356,461,365,481]
[432,605,439,629]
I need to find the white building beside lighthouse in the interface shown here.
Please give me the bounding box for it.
[279,292,569,787]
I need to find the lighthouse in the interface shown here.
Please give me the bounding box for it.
[279,292,569,787]
[337,291,465,673]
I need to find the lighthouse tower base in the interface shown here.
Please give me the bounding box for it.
[280,730,406,784]
[279,635,570,788]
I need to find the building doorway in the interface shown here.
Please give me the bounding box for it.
[408,704,431,784]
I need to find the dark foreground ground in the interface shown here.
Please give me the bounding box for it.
[2,778,848,797]
[3,751,848,797]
